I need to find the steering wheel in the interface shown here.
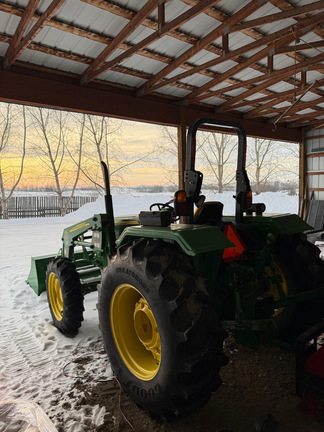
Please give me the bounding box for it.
[149,203,174,211]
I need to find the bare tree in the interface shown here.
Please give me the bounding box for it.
[0,103,27,219]
[29,107,84,216]
[157,125,179,187]
[246,137,299,195]
[198,131,237,193]
[159,126,237,193]
[79,115,158,191]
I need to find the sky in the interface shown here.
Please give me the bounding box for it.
[0,102,299,190]
[0,116,176,188]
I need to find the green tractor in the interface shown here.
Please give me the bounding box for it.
[27,118,324,419]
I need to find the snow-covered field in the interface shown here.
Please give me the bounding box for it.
[0,191,299,431]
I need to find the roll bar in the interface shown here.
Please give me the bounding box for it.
[184,118,252,224]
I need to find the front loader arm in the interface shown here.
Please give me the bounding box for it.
[62,214,111,267]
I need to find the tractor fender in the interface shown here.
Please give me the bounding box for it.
[240,214,312,237]
[116,224,234,256]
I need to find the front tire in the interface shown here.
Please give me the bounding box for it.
[98,240,227,419]
[46,257,84,336]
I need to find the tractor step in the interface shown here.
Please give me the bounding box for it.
[77,265,102,293]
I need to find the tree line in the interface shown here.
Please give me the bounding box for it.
[158,125,298,195]
[0,102,298,219]
[0,103,155,218]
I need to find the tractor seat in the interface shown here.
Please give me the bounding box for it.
[194,201,223,225]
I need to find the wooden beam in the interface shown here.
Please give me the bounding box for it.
[178,107,187,190]
[222,33,229,55]
[0,68,302,142]
[268,52,273,74]
[81,0,158,85]
[307,153,324,158]
[244,88,304,118]
[3,0,40,69]
[137,0,263,96]
[185,12,324,103]
[82,0,220,85]
[282,110,324,124]
[144,17,315,95]
[299,128,306,217]
[229,1,324,33]
[158,0,165,34]
[4,0,66,68]
[275,40,324,55]
[207,66,319,104]
[181,0,268,41]
[214,53,324,111]
[246,89,324,119]
[0,1,287,101]
[280,96,324,116]
[306,135,324,141]
[289,118,324,129]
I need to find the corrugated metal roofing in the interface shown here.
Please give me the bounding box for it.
[0,0,323,133]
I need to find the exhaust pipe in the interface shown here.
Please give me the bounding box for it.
[101,161,116,256]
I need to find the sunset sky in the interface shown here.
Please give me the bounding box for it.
[0,102,298,191]
[0,117,177,189]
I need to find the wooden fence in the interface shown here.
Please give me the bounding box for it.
[0,195,97,219]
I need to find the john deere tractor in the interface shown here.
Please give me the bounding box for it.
[27,118,324,419]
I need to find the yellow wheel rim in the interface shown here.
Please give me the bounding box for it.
[48,272,63,321]
[110,283,161,381]
[267,263,288,317]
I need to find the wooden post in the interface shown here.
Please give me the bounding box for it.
[177,107,187,190]
[299,127,306,218]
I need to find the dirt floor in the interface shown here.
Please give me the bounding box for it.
[54,335,324,432]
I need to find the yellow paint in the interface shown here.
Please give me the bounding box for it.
[110,283,161,381]
[69,221,91,232]
[47,272,63,321]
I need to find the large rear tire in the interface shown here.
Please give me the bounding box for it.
[272,233,324,337]
[98,239,227,419]
[46,257,84,336]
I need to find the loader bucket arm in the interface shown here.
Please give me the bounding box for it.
[184,118,252,224]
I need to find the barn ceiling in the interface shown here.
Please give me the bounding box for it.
[0,0,323,141]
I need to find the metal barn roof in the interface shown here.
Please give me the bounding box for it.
[0,0,323,141]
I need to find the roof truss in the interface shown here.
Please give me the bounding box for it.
[0,0,323,138]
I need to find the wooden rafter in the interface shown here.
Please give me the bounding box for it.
[216,53,324,111]
[269,0,324,43]
[0,33,210,94]
[249,97,324,120]
[0,0,322,136]
[3,0,66,68]
[141,19,311,95]
[0,1,303,105]
[186,13,324,103]
[3,0,40,68]
[81,0,222,85]
[275,40,324,55]
[279,110,324,127]
[243,88,304,118]
[80,0,158,85]
[137,0,264,97]
[229,1,324,33]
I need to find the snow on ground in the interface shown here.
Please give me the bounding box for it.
[0,191,298,431]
